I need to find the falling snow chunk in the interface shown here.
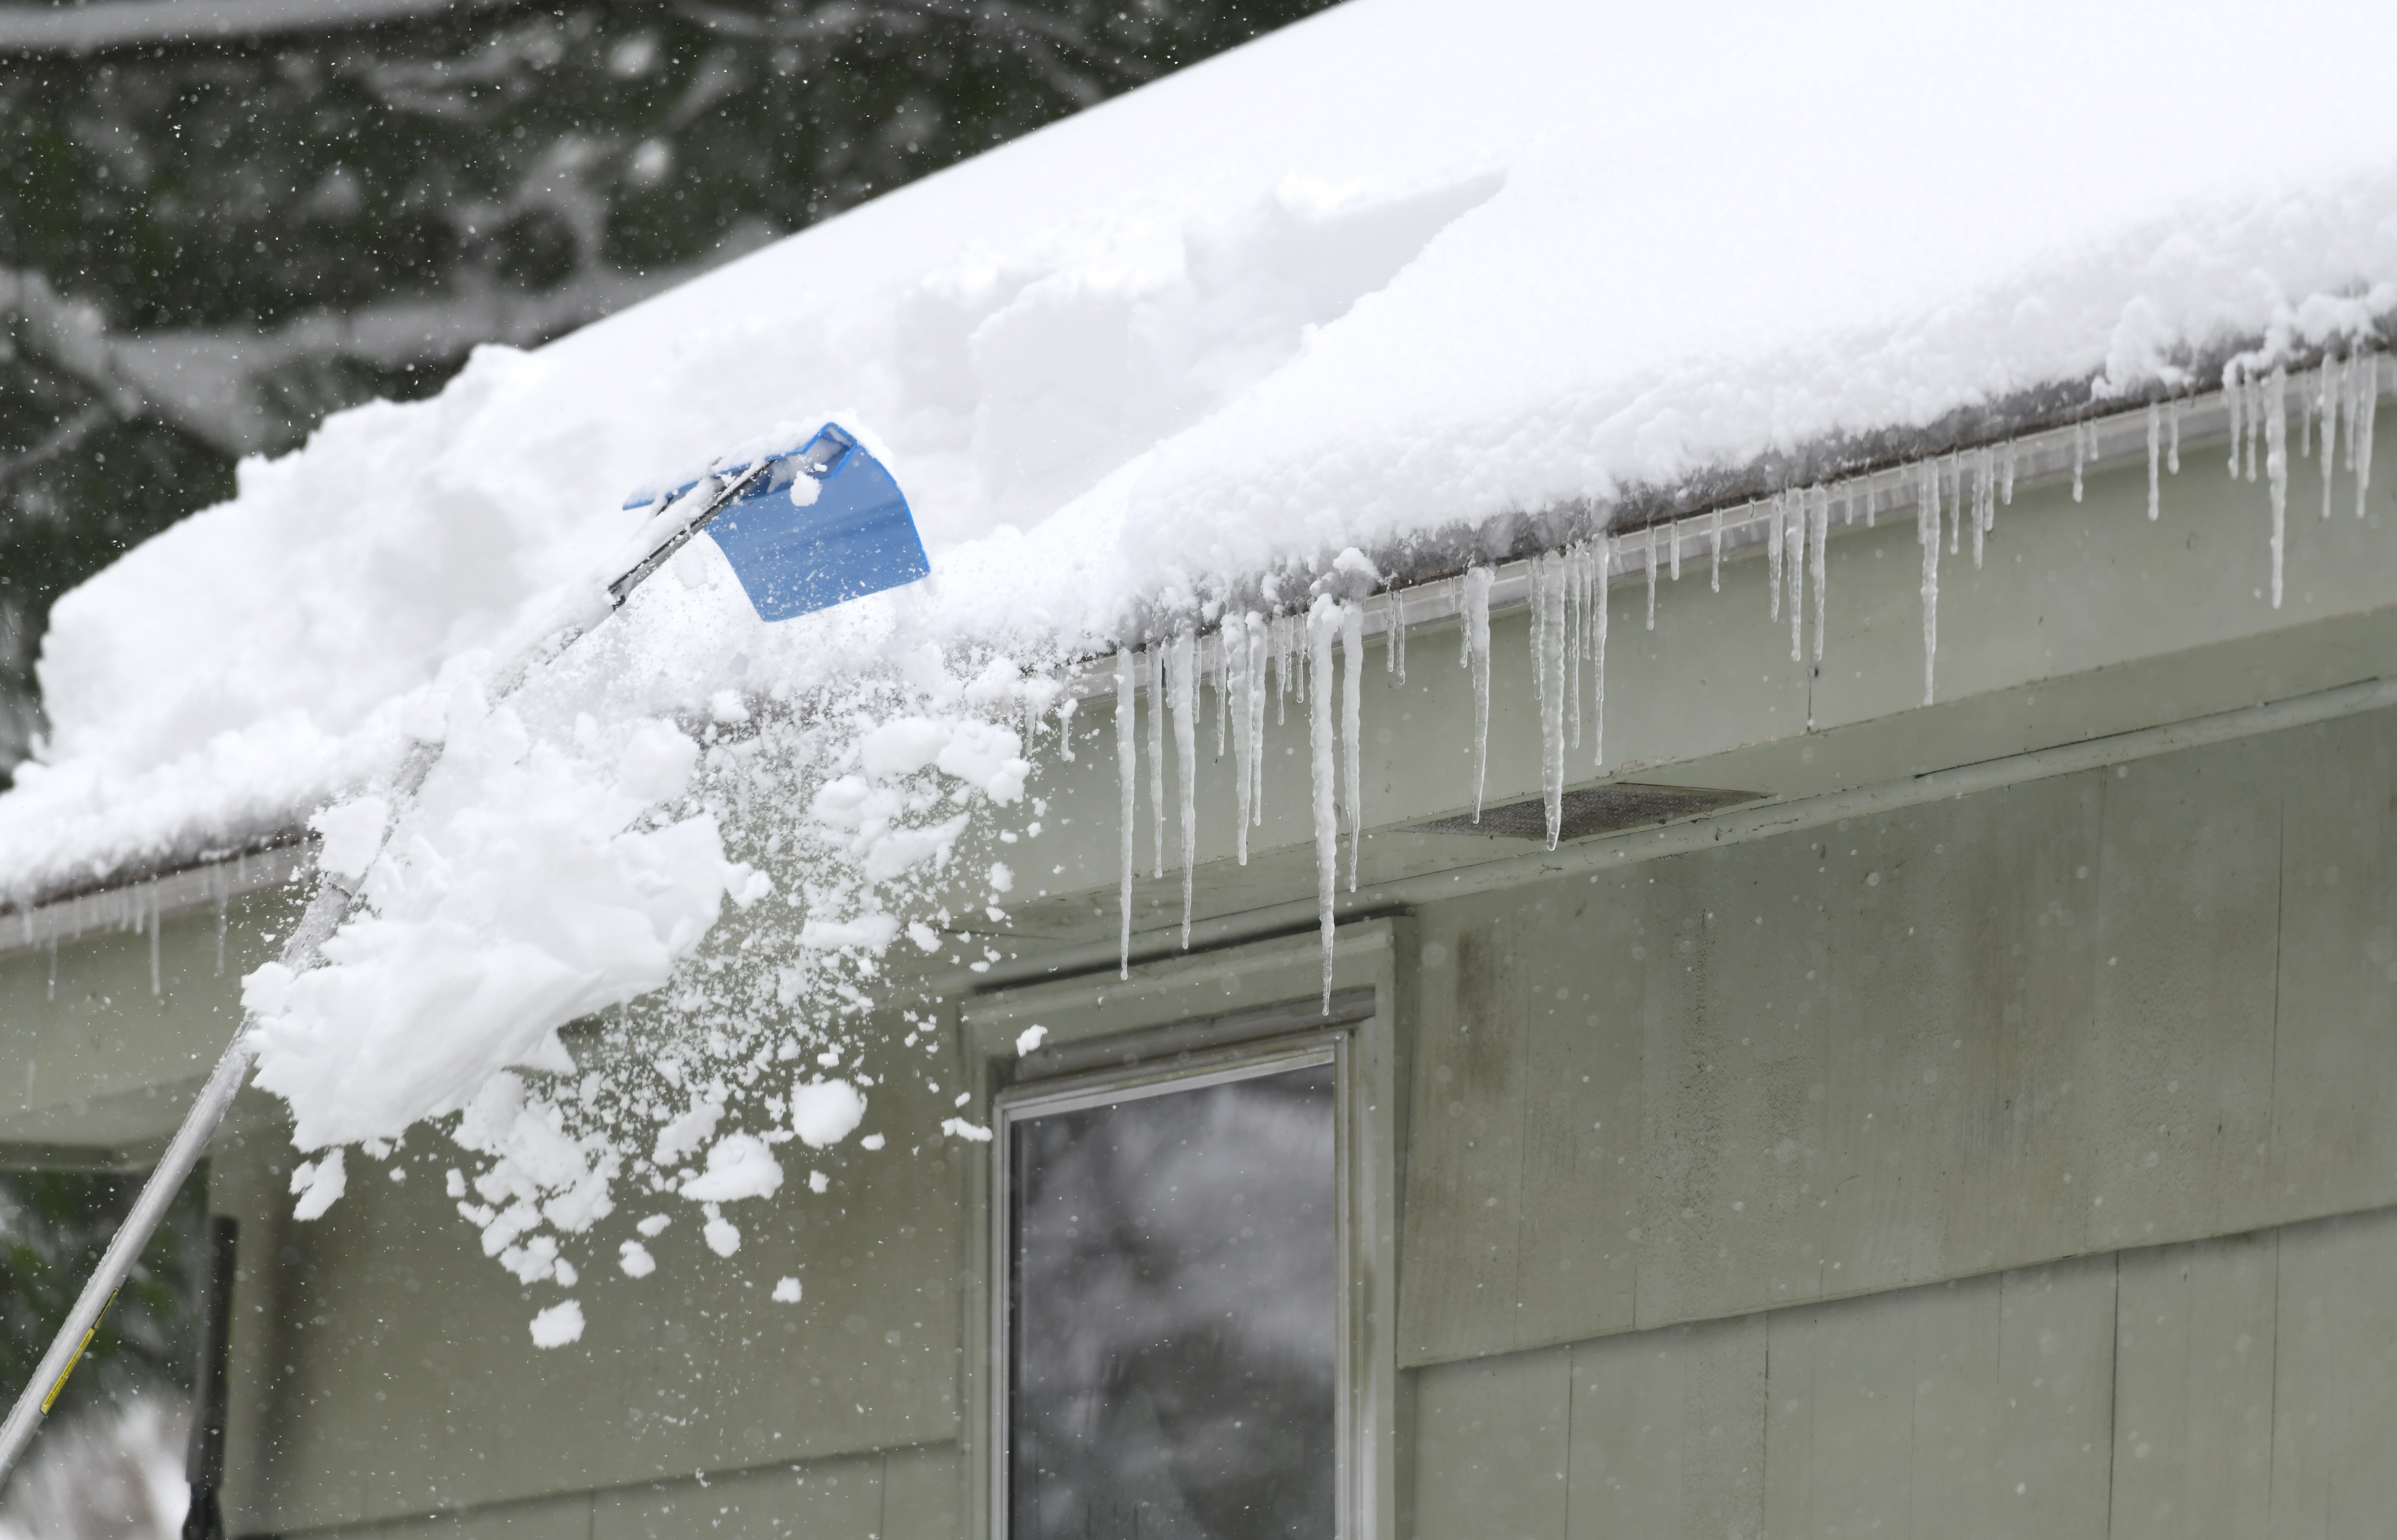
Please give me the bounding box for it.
[772,1277,803,1303]
[617,1240,656,1278]
[529,1300,584,1349]
[679,1132,783,1203]
[789,1078,867,1148]
[290,1148,347,1221]
[701,1208,741,1257]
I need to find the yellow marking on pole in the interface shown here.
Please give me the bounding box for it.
[40,1290,117,1415]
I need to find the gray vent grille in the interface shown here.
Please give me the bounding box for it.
[1412,782,1761,842]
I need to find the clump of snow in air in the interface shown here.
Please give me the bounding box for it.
[528,1300,584,1349]
[3,0,2397,1318]
[789,1078,867,1148]
[1015,1024,1048,1056]
[617,1240,656,1278]
[679,1132,783,1203]
[288,1149,346,1221]
[772,1277,803,1303]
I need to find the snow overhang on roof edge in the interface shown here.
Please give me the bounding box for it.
[7,333,2383,921]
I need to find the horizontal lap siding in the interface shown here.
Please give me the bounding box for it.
[1400,710,2397,1367]
[1411,1207,2397,1540]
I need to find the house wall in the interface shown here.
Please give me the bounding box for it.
[206,698,2397,1540]
[1393,705,2397,1540]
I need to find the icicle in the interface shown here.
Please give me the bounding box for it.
[1229,620,1254,862]
[2072,422,2086,503]
[1535,553,1567,848]
[1307,598,1340,1009]
[2227,366,2245,477]
[1593,538,1611,767]
[2147,402,2162,521]
[1669,519,1682,583]
[2266,365,2288,609]
[1056,695,1078,761]
[1116,646,1137,979]
[1341,602,1364,891]
[1386,588,1401,674]
[2234,367,2253,480]
[1809,485,1829,664]
[1463,566,1493,817]
[2356,353,2378,519]
[1275,615,1291,727]
[1917,461,1941,705]
[1644,522,1659,630]
[1865,481,1878,529]
[1767,492,1785,621]
[2001,443,2016,505]
[1171,630,1199,947]
[1971,451,1990,567]
[1209,627,1224,760]
[215,894,227,977]
[1786,491,1806,662]
[148,885,161,997]
[2320,354,2341,521]
[2168,399,2181,475]
[1566,544,1585,751]
[1250,617,1271,830]
[1146,649,1166,880]
[47,935,57,1003]
[2347,354,2366,473]
[1710,505,1724,591]
[1530,550,1548,723]
[1948,456,1964,556]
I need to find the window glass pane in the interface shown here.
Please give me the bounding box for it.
[1009,1059,1337,1540]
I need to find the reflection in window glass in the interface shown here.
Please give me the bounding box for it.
[1008,1060,1337,1540]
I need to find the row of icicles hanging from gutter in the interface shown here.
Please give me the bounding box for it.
[1093,350,2381,1003]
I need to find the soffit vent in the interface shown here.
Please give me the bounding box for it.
[1411,783,1762,842]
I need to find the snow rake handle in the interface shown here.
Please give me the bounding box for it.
[0,463,770,1488]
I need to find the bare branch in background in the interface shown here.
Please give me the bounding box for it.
[0,223,774,459]
[670,0,1154,91]
[0,404,113,495]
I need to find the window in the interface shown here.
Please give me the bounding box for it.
[995,1036,1347,1540]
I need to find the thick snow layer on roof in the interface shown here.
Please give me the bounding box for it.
[15,0,2397,900]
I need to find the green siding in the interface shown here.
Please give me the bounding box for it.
[1400,709,2397,1368]
[1407,1208,2397,1540]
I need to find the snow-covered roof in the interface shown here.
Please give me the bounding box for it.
[13,0,2397,905]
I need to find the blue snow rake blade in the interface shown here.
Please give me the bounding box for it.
[626,423,930,622]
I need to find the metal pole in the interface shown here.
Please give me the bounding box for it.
[0,464,762,1487]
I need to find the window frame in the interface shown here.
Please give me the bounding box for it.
[957,919,1405,1540]
[992,1025,1354,1540]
